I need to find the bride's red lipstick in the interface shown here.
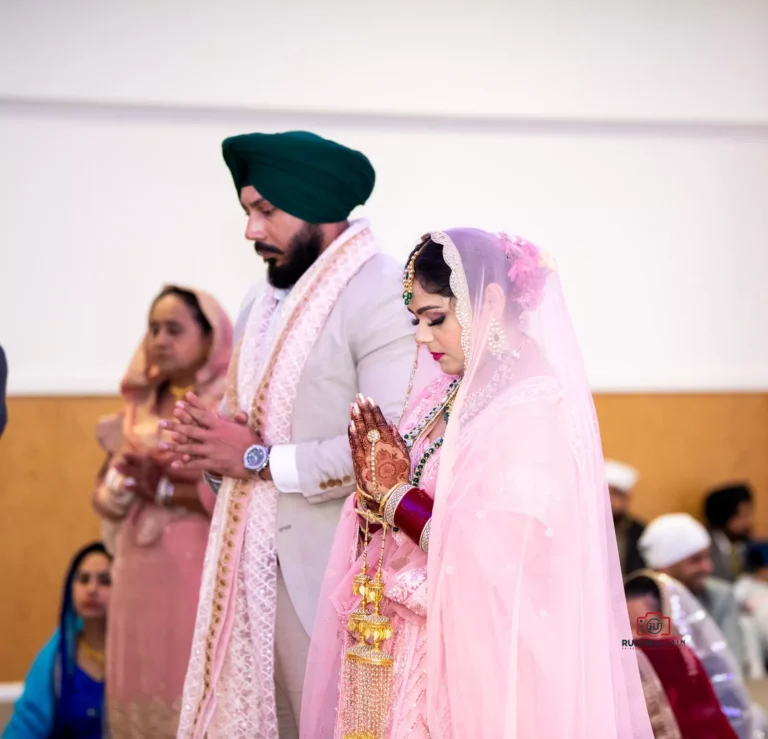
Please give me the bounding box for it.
[431,352,444,361]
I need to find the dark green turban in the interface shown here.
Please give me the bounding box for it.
[222,131,375,224]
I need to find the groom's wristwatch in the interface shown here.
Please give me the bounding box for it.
[244,444,271,476]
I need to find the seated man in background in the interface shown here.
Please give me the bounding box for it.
[704,482,755,582]
[605,459,645,574]
[638,512,746,670]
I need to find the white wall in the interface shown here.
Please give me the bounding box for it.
[2,0,767,123]
[1,1,767,394]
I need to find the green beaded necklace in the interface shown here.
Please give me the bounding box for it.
[405,379,460,487]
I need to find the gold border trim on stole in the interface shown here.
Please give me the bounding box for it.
[191,236,361,732]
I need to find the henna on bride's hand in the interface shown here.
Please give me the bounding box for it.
[356,394,390,436]
[362,400,410,484]
[372,441,410,491]
[348,421,375,499]
[349,396,411,496]
[348,410,410,500]
[355,397,406,448]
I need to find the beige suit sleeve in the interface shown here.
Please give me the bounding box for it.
[295,258,415,502]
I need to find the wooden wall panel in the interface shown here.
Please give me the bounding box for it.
[0,393,766,681]
[0,397,120,682]
[594,394,768,528]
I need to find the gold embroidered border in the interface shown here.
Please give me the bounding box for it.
[191,235,363,733]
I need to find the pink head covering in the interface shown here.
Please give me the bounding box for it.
[120,285,232,402]
[302,229,652,737]
[96,285,233,455]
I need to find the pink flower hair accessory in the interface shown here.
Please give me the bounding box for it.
[496,232,551,311]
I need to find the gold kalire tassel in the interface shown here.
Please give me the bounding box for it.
[342,518,393,739]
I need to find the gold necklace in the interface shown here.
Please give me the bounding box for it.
[404,380,461,488]
[403,379,461,452]
[79,637,106,667]
[169,383,195,401]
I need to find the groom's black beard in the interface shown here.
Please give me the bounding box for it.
[613,512,626,526]
[255,223,324,290]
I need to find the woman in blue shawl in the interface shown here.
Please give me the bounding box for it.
[4,542,112,738]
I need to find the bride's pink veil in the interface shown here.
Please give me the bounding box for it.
[425,228,651,737]
[301,228,653,737]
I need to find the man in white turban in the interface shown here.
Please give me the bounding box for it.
[639,513,745,669]
[605,460,645,574]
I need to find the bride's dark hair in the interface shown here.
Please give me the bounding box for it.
[407,230,545,316]
[410,231,506,298]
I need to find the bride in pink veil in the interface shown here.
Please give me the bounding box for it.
[301,228,653,737]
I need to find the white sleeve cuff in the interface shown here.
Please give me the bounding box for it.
[269,444,302,494]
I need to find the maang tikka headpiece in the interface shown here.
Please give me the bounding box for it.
[402,235,429,306]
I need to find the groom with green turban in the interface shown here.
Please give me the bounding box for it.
[172,131,414,739]
[223,130,375,224]
[219,130,377,289]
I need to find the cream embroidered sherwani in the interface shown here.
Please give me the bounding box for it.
[179,220,415,738]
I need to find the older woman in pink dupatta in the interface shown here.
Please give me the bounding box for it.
[93,285,232,738]
[302,229,653,738]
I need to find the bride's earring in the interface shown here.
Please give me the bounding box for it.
[487,318,507,360]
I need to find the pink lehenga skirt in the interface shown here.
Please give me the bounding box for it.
[106,505,210,738]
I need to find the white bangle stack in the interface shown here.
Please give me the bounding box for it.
[155,477,175,507]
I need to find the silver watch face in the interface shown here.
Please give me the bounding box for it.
[244,444,269,472]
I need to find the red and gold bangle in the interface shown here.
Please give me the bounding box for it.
[383,484,433,552]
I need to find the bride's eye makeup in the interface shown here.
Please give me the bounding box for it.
[411,315,446,327]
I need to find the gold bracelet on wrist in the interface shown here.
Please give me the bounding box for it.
[355,489,384,525]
